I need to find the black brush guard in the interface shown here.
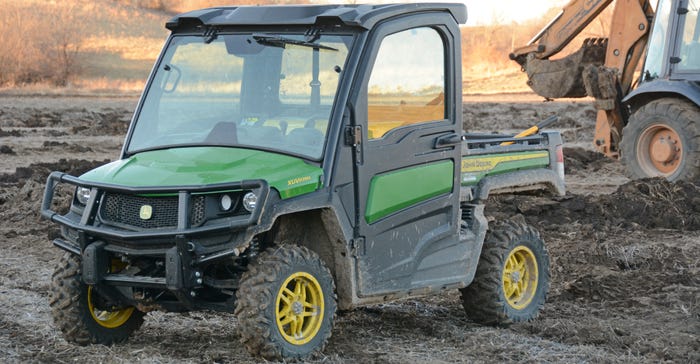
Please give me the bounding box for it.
[41,171,269,305]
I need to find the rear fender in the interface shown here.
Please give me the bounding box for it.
[474,168,566,201]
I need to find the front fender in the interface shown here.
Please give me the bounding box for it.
[624,80,700,111]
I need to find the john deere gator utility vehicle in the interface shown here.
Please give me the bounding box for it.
[41,3,565,360]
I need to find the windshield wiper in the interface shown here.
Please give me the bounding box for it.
[252,33,338,51]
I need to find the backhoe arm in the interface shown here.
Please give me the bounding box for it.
[510,0,654,158]
[510,0,613,65]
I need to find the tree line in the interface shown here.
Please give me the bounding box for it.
[0,0,610,88]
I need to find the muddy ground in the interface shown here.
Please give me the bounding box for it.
[0,94,697,363]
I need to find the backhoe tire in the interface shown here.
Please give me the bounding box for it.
[235,245,336,360]
[460,221,549,326]
[621,98,700,181]
[49,253,145,345]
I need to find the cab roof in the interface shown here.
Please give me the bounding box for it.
[166,3,467,31]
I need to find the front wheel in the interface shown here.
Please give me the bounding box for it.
[235,245,336,360]
[49,253,145,345]
[460,221,550,326]
[621,98,700,181]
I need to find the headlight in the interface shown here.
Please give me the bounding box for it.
[242,192,257,212]
[75,187,91,205]
[220,194,233,211]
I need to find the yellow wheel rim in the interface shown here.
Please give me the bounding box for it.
[502,246,539,310]
[87,286,135,328]
[275,272,324,345]
[87,259,135,328]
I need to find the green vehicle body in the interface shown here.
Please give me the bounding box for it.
[366,160,454,223]
[80,147,323,199]
[40,3,566,360]
[79,148,555,217]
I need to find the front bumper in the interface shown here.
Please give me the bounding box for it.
[42,172,269,243]
[41,171,270,299]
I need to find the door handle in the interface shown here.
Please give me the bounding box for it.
[435,133,464,148]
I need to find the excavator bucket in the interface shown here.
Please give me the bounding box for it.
[523,38,607,98]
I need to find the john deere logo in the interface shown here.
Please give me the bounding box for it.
[139,205,153,220]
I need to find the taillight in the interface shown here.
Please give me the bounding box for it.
[556,145,564,163]
[555,144,565,182]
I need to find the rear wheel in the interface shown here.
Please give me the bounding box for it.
[235,245,336,360]
[622,98,700,181]
[460,221,550,326]
[50,253,144,345]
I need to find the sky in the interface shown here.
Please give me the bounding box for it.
[460,0,570,25]
[320,1,571,25]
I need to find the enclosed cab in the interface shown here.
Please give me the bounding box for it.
[41,3,563,360]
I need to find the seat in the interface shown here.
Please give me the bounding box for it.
[205,122,237,145]
[244,126,284,143]
[287,127,324,147]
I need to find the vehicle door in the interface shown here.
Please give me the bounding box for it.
[670,0,700,80]
[350,13,466,296]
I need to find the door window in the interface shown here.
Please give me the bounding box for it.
[677,0,700,72]
[367,27,445,139]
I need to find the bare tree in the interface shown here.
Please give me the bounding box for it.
[43,2,83,86]
[0,1,84,86]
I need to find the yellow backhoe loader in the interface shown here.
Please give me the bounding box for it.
[511,0,699,181]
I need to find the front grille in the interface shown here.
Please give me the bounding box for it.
[100,193,206,230]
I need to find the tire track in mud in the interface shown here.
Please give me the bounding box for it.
[0,288,57,362]
[329,299,630,363]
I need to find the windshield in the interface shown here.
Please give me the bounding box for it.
[127,33,353,159]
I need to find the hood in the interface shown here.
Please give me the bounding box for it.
[80,147,323,199]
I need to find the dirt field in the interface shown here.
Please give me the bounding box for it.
[0,94,697,363]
